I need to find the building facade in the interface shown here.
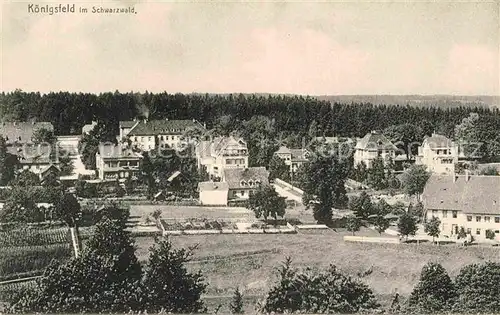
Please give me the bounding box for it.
[416,134,458,175]
[196,136,249,180]
[223,167,270,200]
[422,174,500,241]
[120,119,205,151]
[354,131,397,168]
[274,146,310,174]
[95,144,142,181]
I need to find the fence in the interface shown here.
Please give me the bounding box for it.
[344,235,400,244]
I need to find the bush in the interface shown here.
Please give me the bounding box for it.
[229,287,244,314]
[454,262,500,313]
[263,258,379,314]
[408,262,456,313]
[485,229,496,240]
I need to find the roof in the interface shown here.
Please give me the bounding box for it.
[290,149,309,162]
[127,119,205,136]
[223,167,269,189]
[198,181,229,191]
[422,175,500,215]
[7,144,58,164]
[119,121,138,128]
[355,131,397,151]
[197,136,247,158]
[275,146,292,154]
[423,134,454,148]
[97,144,142,159]
[0,122,54,144]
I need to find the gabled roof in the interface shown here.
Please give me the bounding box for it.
[198,181,229,191]
[119,121,138,128]
[422,175,500,215]
[290,149,309,162]
[275,146,292,154]
[97,144,142,159]
[0,122,54,145]
[127,119,205,136]
[212,136,247,154]
[355,131,397,151]
[223,167,269,189]
[422,134,454,148]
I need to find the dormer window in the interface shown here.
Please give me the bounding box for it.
[248,179,254,187]
[240,180,247,187]
[255,180,261,186]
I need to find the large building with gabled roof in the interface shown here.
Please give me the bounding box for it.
[354,131,398,168]
[422,174,500,241]
[416,133,458,175]
[274,146,310,174]
[119,119,206,151]
[196,136,249,180]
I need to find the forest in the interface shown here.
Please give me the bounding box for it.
[1,90,499,139]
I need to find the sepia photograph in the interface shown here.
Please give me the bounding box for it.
[0,0,499,314]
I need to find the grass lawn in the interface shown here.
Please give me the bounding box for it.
[134,227,499,310]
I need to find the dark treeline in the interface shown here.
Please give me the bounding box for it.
[1,90,499,137]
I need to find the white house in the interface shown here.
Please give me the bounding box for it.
[198,182,229,206]
[121,119,206,151]
[223,167,269,201]
[416,133,458,175]
[274,146,310,174]
[95,144,142,181]
[196,136,249,180]
[354,131,397,168]
[422,173,500,241]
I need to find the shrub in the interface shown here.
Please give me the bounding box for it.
[454,262,500,313]
[485,229,496,240]
[263,258,379,314]
[408,262,456,313]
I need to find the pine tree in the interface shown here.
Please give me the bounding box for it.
[408,262,456,313]
[229,287,244,314]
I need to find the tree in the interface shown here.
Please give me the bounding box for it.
[0,188,43,223]
[263,258,380,314]
[31,128,56,145]
[398,212,417,241]
[454,262,500,313]
[479,166,499,176]
[367,156,387,190]
[384,123,423,158]
[424,216,441,243]
[373,215,390,235]
[353,161,368,183]
[0,136,17,185]
[41,171,59,188]
[400,165,431,199]
[408,262,456,313]
[247,185,286,225]
[408,201,424,221]
[485,229,496,240]
[53,193,81,227]
[374,199,392,216]
[345,215,362,236]
[11,170,40,187]
[349,192,374,219]
[58,154,74,176]
[229,287,244,314]
[300,155,349,224]
[141,238,207,313]
[9,218,142,313]
[307,120,319,139]
[268,155,290,182]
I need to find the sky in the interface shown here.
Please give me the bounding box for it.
[1,0,499,95]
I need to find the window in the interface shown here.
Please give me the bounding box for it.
[467,215,472,222]
[495,230,500,234]
[442,210,447,218]
[476,229,481,235]
[452,211,457,218]
[485,216,491,222]
[495,217,500,223]
[476,216,481,222]
[226,159,232,164]
[240,191,245,195]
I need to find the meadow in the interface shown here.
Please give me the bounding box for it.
[135,228,500,310]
